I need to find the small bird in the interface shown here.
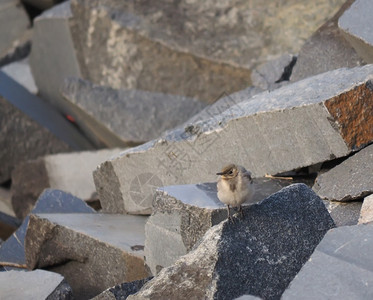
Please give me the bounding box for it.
[216,164,255,222]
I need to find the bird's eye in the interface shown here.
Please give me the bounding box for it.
[228,170,233,175]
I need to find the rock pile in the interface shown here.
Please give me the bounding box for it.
[0,0,372,299]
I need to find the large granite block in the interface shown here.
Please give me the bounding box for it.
[0,71,93,183]
[61,78,206,147]
[0,269,73,299]
[145,178,292,274]
[94,65,373,214]
[70,0,344,102]
[128,184,335,300]
[339,0,373,63]
[26,213,150,299]
[313,144,373,201]
[11,148,123,219]
[291,0,365,82]
[30,1,83,113]
[0,189,95,271]
[282,223,373,299]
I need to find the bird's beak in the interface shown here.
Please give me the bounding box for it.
[216,172,224,175]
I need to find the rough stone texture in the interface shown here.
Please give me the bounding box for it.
[0,0,30,60]
[145,178,292,274]
[339,0,373,63]
[93,277,153,300]
[30,1,83,113]
[323,200,362,226]
[94,65,373,215]
[358,194,373,224]
[26,213,150,299]
[128,184,335,300]
[291,0,365,82]
[0,189,94,271]
[11,148,123,219]
[22,0,65,10]
[0,71,93,183]
[0,211,20,240]
[251,54,296,90]
[70,0,344,102]
[61,77,206,147]
[1,58,37,94]
[282,223,373,299]
[313,144,373,201]
[0,269,73,299]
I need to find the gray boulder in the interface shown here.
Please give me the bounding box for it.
[323,200,362,227]
[129,184,335,300]
[358,194,373,224]
[94,65,373,215]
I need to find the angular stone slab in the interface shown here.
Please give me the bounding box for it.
[358,194,373,224]
[145,178,292,274]
[0,269,73,299]
[0,71,94,183]
[0,189,94,271]
[128,184,335,300]
[282,223,373,299]
[61,78,206,147]
[11,148,123,219]
[339,0,373,63]
[323,200,362,227]
[94,65,373,214]
[291,0,365,82]
[313,144,373,201]
[93,277,153,300]
[26,213,150,299]
[30,1,83,113]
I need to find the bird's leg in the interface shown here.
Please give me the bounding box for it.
[238,205,244,218]
[227,205,233,222]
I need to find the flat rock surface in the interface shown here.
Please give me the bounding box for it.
[282,223,373,299]
[0,269,73,300]
[94,65,373,214]
[358,194,373,224]
[323,200,362,226]
[313,144,373,201]
[339,0,373,63]
[129,184,335,300]
[61,77,206,147]
[26,213,149,299]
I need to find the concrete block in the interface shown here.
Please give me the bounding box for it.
[0,189,94,271]
[145,178,292,274]
[26,213,150,299]
[291,0,365,82]
[0,269,73,299]
[358,194,373,224]
[0,71,94,183]
[61,77,206,147]
[30,1,82,113]
[128,184,335,300]
[339,0,373,63]
[11,148,123,219]
[94,65,373,214]
[282,223,373,299]
[313,144,373,201]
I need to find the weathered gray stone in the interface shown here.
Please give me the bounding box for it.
[26,213,150,299]
[0,269,73,299]
[339,0,373,63]
[251,54,296,90]
[145,178,292,274]
[0,0,30,61]
[0,189,94,271]
[0,71,94,183]
[61,78,206,147]
[235,296,262,300]
[94,65,373,215]
[323,200,362,226]
[30,1,82,113]
[291,0,365,82]
[70,0,344,102]
[358,194,373,224]
[1,58,37,94]
[11,148,123,219]
[313,144,373,201]
[93,277,153,300]
[282,223,373,299]
[128,184,335,300]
